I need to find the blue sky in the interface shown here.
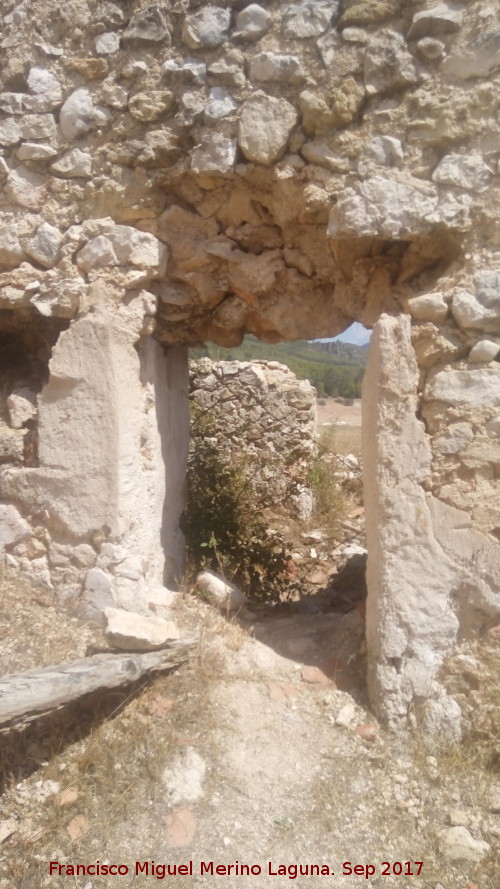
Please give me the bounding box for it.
[314,322,371,346]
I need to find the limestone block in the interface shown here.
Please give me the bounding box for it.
[425,367,500,407]
[0,230,23,267]
[0,119,21,146]
[19,113,57,140]
[26,222,63,268]
[104,607,179,650]
[434,423,474,455]
[77,226,167,275]
[364,30,418,94]
[452,287,500,333]
[407,293,448,322]
[26,66,63,108]
[162,58,206,85]
[328,177,437,239]
[17,142,58,160]
[238,93,298,165]
[233,4,272,42]
[442,30,500,80]
[0,504,30,553]
[5,166,47,210]
[407,4,464,40]
[250,51,303,83]
[81,567,115,622]
[468,339,500,363]
[59,87,99,141]
[190,132,237,174]
[204,87,238,123]
[182,8,231,49]
[51,148,92,178]
[7,388,37,428]
[95,32,120,54]
[128,91,174,122]
[123,5,171,44]
[365,135,404,168]
[0,93,24,114]
[282,2,339,39]
[432,154,493,193]
[197,570,248,611]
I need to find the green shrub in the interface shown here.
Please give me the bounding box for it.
[181,410,299,605]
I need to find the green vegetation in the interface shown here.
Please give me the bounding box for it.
[181,409,299,605]
[190,336,367,398]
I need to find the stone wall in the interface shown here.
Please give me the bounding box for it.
[189,357,317,519]
[0,0,499,733]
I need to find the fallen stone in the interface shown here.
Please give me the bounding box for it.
[468,339,500,363]
[162,748,206,805]
[250,51,303,83]
[407,293,448,323]
[104,606,180,650]
[182,7,231,49]
[432,154,493,193]
[437,826,490,862]
[282,1,339,39]
[233,4,272,42]
[123,5,171,44]
[51,148,92,178]
[196,570,247,611]
[190,132,237,175]
[5,166,47,210]
[238,92,298,165]
[95,32,120,54]
[6,388,37,428]
[408,3,464,40]
[0,504,30,553]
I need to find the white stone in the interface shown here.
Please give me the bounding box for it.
[425,367,500,408]
[95,32,120,54]
[123,6,170,43]
[59,88,98,141]
[335,701,356,726]
[469,339,500,363]
[30,283,80,318]
[234,4,272,42]
[26,222,63,268]
[438,826,490,861]
[238,92,298,165]
[442,30,500,80]
[407,293,448,322]
[434,423,474,455]
[366,135,404,168]
[204,87,238,122]
[19,114,57,140]
[0,93,24,114]
[162,748,206,805]
[421,694,462,743]
[5,166,47,210]
[408,4,464,39]
[432,154,493,193]
[77,226,167,275]
[104,606,179,650]
[51,148,93,178]
[182,8,231,49]
[162,57,206,85]
[250,51,303,82]
[328,177,438,239]
[0,504,30,553]
[16,142,58,160]
[364,30,418,95]
[6,388,37,428]
[0,229,23,266]
[282,1,339,39]
[190,132,237,174]
[76,235,117,271]
[452,287,500,332]
[0,118,21,146]
[197,570,247,611]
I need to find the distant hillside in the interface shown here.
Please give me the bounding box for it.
[190,336,368,399]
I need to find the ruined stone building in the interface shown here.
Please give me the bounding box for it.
[0,0,499,736]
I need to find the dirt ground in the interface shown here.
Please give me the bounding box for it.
[316,398,362,428]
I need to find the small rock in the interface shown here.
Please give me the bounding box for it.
[250,51,303,83]
[59,87,99,141]
[468,339,499,363]
[59,787,79,807]
[123,5,171,44]
[182,7,231,49]
[204,87,238,123]
[66,814,89,841]
[165,808,196,848]
[5,166,47,210]
[354,722,379,742]
[335,701,357,726]
[416,37,446,61]
[408,3,464,40]
[196,570,247,610]
[190,132,237,175]
[162,57,206,85]
[301,664,331,684]
[7,388,37,428]
[95,32,120,54]
[104,607,180,651]
[432,154,493,193]
[438,826,490,861]
[233,4,273,42]
[238,92,298,165]
[17,142,58,160]
[51,148,92,178]
[447,808,471,827]
[282,1,339,39]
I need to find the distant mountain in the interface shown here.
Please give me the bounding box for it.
[190,336,367,399]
